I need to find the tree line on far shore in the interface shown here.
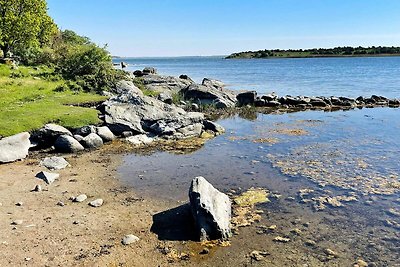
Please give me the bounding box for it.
[226,46,400,59]
[0,0,123,92]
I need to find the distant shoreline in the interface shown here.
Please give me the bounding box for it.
[226,54,400,59]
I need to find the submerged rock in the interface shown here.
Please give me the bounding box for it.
[189,176,232,241]
[0,132,30,163]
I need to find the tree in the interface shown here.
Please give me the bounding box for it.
[0,0,57,56]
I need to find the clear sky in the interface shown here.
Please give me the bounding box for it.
[47,0,400,57]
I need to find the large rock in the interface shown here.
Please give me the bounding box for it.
[202,78,225,90]
[74,125,96,137]
[112,80,143,96]
[142,74,194,94]
[31,124,72,148]
[36,171,59,185]
[54,135,84,153]
[203,120,225,134]
[96,126,115,142]
[102,90,204,137]
[0,132,30,163]
[182,84,236,108]
[237,91,257,106]
[82,133,103,149]
[126,134,154,145]
[189,176,232,241]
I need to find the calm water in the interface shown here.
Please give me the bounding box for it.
[116,57,400,265]
[118,56,400,98]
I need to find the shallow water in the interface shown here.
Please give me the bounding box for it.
[118,107,400,266]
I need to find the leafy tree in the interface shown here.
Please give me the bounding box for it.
[0,0,57,57]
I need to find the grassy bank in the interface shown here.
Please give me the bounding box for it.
[0,64,107,137]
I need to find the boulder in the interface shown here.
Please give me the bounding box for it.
[96,126,115,142]
[133,70,143,77]
[202,78,225,90]
[142,74,194,94]
[189,176,232,241]
[182,84,236,108]
[36,171,59,184]
[0,132,30,163]
[254,98,265,107]
[265,101,281,107]
[261,93,278,102]
[54,135,85,153]
[113,80,143,96]
[237,91,257,106]
[40,156,69,170]
[74,125,96,137]
[31,124,72,148]
[143,67,157,75]
[102,90,204,137]
[82,133,103,149]
[203,120,225,134]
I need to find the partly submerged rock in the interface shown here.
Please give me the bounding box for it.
[54,135,84,153]
[40,156,69,170]
[0,132,30,163]
[36,171,60,185]
[203,120,225,135]
[236,91,257,106]
[189,176,232,241]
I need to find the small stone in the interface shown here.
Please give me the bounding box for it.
[324,248,338,258]
[88,199,103,207]
[25,257,31,261]
[32,185,42,192]
[354,259,368,267]
[72,221,80,225]
[40,156,69,170]
[290,228,302,235]
[304,240,316,246]
[122,234,139,245]
[199,248,209,255]
[11,220,23,225]
[273,236,290,243]
[268,225,277,230]
[73,194,87,203]
[56,201,65,207]
[35,171,60,185]
[250,250,270,261]
[15,202,23,206]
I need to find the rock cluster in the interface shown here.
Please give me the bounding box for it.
[237,91,400,109]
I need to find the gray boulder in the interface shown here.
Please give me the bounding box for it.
[36,171,60,184]
[0,132,30,163]
[202,78,225,90]
[40,156,69,170]
[54,135,85,153]
[96,126,115,142]
[31,124,72,148]
[182,84,236,108]
[142,74,194,94]
[189,176,232,241]
[158,93,173,104]
[74,125,96,137]
[82,133,103,149]
[143,67,157,75]
[237,91,257,106]
[126,134,154,145]
[102,91,204,137]
[113,80,143,96]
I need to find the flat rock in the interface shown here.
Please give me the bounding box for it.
[74,194,87,203]
[122,234,140,245]
[126,134,154,145]
[82,133,103,149]
[189,176,232,241]
[35,171,60,184]
[40,156,69,170]
[54,135,84,153]
[142,74,193,94]
[0,132,30,163]
[182,84,236,108]
[89,199,103,207]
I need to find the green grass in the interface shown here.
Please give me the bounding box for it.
[0,64,108,137]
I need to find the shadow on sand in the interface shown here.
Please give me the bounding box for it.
[151,203,198,241]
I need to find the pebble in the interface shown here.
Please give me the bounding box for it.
[324,248,338,258]
[250,250,270,261]
[24,257,31,261]
[89,199,103,207]
[11,220,23,225]
[304,239,316,246]
[290,228,302,235]
[57,201,65,207]
[15,202,23,206]
[199,248,209,255]
[273,236,290,243]
[122,234,139,245]
[73,194,87,203]
[73,221,80,225]
[268,225,277,230]
[354,259,368,267]
[32,185,42,192]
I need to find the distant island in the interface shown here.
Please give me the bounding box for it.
[226,46,400,59]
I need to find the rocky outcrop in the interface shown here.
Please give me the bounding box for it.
[102,89,205,139]
[112,80,143,96]
[202,78,225,90]
[0,132,30,163]
[189,176,232,241]
[54,135,85,153]
[142,75,194,94]
[182,84,236,108]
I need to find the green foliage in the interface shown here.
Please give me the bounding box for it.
[0,64,107,136]
[0,0,58,60]
[226,46,400,59]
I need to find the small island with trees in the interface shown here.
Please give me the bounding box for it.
[225,46,400,59]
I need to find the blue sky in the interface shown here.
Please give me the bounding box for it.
[47,0,400,57]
